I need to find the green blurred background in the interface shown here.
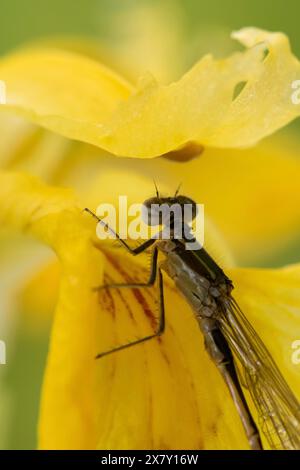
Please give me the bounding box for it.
[0,0,300,449]
[1,0,300,57]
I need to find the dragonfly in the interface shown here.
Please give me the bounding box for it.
[84,190,300,451]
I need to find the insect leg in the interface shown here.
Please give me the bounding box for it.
[94,247,158,291]
[84,207,156,255]
[95,269,165,359]
[200,318,263,450]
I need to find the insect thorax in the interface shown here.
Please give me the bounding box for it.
[158,240,228,319]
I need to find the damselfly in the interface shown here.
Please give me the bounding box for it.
[84,192,300,451]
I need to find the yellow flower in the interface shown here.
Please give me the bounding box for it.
[1,28,300,450]
[1,28,300,156]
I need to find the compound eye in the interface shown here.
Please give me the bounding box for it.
[176,197,198,222]
[141,204,157,226]
[183,203,198,223]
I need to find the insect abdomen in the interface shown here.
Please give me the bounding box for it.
[160,249,219,318]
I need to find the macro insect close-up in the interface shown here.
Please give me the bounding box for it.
[1,0,300,458]
[85,191,300,451]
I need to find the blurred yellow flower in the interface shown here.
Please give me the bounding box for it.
[0,28,300,450]
[1,28,300,156]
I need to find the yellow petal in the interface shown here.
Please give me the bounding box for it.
[0,171,78,243]
[91,247,247,450]
[20,258,60,330]
[100,28,300,156]
[2,171,299,450]
[51,243,246,450]
[0,170,246,449]
[0,171,102,448]
[0,47,133,148]
[228,263,300,446]
[1,28,300,157]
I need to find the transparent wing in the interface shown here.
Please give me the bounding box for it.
[218,296,300,450]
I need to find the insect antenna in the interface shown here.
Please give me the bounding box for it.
[174,182,182,197]
[153,179,160,197]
